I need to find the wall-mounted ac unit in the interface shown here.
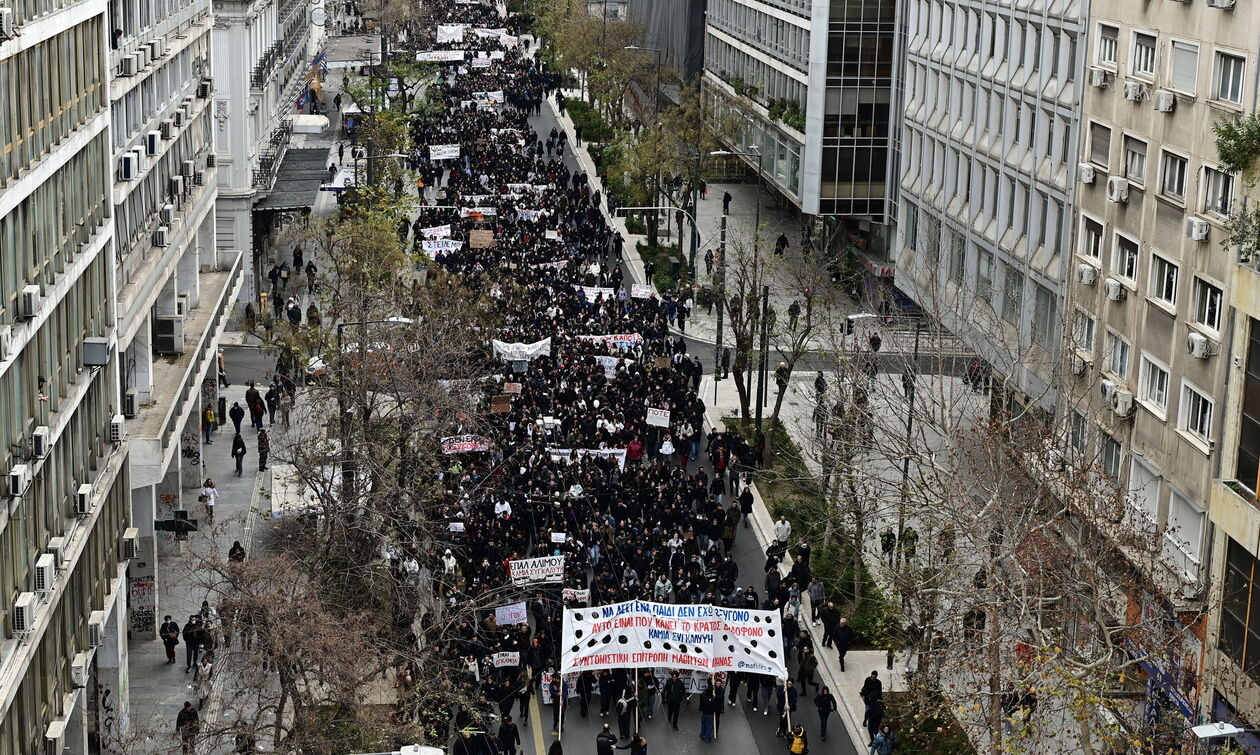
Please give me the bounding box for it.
[135,45,149,69]
[121,53,138,76]
[175,294,189,317]
[123,388,138,419]
[1100,378,1117,402]
[154,315,185,354]
[0,8,15,38]
[19,284,41,318]
[1112,389,1135,417]
[121,527,139,560]
[70,651,89,688]
[161,118,175,140]
[153,226,169,247]
[0,325,10,361]
[1104,278,1127,301]
[1106,176,1130,203]
[1078,264,1098,285]
[1089,67,1110,87]
[173,108,185,127]
[1186,217,1209,241]
[110,415,125,444]
[13,592,36,633]
[148,37,164,59]
[33,554,55,593]
[1079,164,1096,184]
[1123,81,1146,101]
[1187,331,1214,359]
[82,336,111,366]
[120,152,138,181]
[145,130,161,156]
[169,175,184,197]
[75,483,93,515]
[161,204,175,226]
[206,153,217,168]
[198,76,213,98]
[193,170,204,187]
[47,537,65,569]
[1072,354,1090,376]
[181,159,195,178]
[1207,0,1237,8]
[9,463,31,497]
[1154,90,1175,112]
[32,426,50,458]
[88,610,106,647]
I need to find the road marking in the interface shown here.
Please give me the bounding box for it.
[530,694,544,754]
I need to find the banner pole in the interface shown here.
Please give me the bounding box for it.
[558,675,564,740]
[634,671,641,734]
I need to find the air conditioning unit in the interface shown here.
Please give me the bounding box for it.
[1186,217,1209,241]
[45,720,65,755]
[121,527,139,560]
[121,53,138,76]
[47,537,65,569]
[1207,0,1236,8]
[1187,331,1214,358]
[0,8,14,38]
[0,325,10,361]
[82,336,111,366]
[1154,90,1176,112]
[161,203,176,226]
[193,170,204,186]
[153,226,169,247]
[1100,378,1118,401]
[119,152,138,181]
[1112,388,1135,417]
[154,315,185,354]
[135,45,148,69]
[70,652,89,688]
[1072,354,1090,376]
[181,159,195,177]
[175,293,189,317]
[1123,81,1146,101]
[148,37,164,59]
[197,77,213,98]
[88,610,106,647]
[1079,163,1096,184]
[19,285,41,318]
[75,483,93,514]
[206,153,217,168]
[169,175,184,197]
[145,130,161,156]
[173,108,185,127]
[13,592,36,634]
[1089,67,1110,87]
[123,388,138,419]
[1104,278,1127,301]
[33,554,55,593]
[9,464,31,497]
[1078,264,1098,285]
[32,426,50,459]
[1106,176,1130,203]
[110,414,125,444]
[160,118,175,140]
[131,146,145,172]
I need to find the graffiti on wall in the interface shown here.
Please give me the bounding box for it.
[180,429,201,474]
[128,577,155,634]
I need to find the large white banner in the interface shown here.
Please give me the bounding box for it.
[492,337,551,361]
[417,50,466,62]
[631,284,654,299]
[509,556,565,585]
[436,23,467,42]
[461,206,499,217]
[422,239,464,253]
[429,144,461,160]
[574,286,615,303]
[547,447,627,470]
[421,224,452,239]
[495,602,529,625]
[575,333,643,350]
[593,355,634,379]
[560,600,787,678]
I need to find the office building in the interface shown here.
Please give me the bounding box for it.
[894,0,1084,412]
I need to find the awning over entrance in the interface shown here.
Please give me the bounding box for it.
[254,148,329,211]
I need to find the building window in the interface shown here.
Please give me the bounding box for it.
[1180,382,1214,444]
[1075,309,1096,351]
[1235,318,1260,495]
[1170,41,1199,93]
[1205,167,1235,217]
[1096,24,1118,67]
[1220,538,1260,685]
[976,248,994,299]
[1112,234,1139,281]
[1140,355,1170,412]
[1106,331,1131,379]
[1194,278,1223,332]
[1123,137,1147,184]
[903,203,918,249]
[1215,51,1246,103]
[1131,32,1156,78]
[1032,284,1056,348]
[1161,151,1187,201]
[1081,216,1103,260]
[1069,410,1088,455]
[948,231,966,283]
[1150,253,1179,307]
[1101,434,1122,478]
[1165,490,1205,582]
[1090,122,1112,167]
[1002,267,1023,324]
[1128,459,1160,531]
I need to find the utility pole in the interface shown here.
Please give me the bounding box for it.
[896,321,923,566]
[713,214,727,402]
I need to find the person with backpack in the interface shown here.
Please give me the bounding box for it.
[869,724,897,755]
[787,724,808,755]
[616,688,637,740]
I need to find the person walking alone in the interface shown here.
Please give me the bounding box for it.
[160,615,180,664]
[231,433,247,476]
[177,701,200,754]
[814,686,837,742]
[228,401,245,434]
[257,429,270,471]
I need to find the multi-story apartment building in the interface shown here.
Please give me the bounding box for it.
[107,0,243,651]
[212,0,311,300]
[1067,0,1260,735]
[0,1,134,751]
[701,0,897,239]
[895,0,1084,412]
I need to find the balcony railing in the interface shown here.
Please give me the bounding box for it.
[252,119,293,190]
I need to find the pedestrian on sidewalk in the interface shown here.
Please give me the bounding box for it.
[160,615,181,664]
[258,429,270,471]
[265,384,280,424]
[218,349,229,387]
[869,725,897,755]
[807,578,825,625]
[202,404,216,443]
[704,249,714,275]
[229,541,246,562]
[231,433,247,476]
[182,616,202,672]
[722,191,732,215]
[293,246,304,269]
[228,401,245,434]
[200,479,218,522]
[814,686,836,741]
[864,696,885,742]
[279,390,293,427]
[880,528,897,568]
[835,617,855,671]
[176,701,200,754]
[868,331,882,353]
[338,142,345,163]
[194,652,214,708]
[249,398,265,430]
[575,124,583,147]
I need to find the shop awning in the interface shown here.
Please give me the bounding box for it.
[254,148,329,211]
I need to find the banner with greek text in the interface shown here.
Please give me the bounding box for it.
[436,24,467,42]
[423,239,464,253]
[421,224,452,239]
[493,651,521,668]
[546,447,627,470]
[429,144,461,160]
[575,333,643,350]
[495,602,529,625]
[509,555,565,585]
[563,588,591,603]
[560,600,787,678]
[631,284,654,299]
[461,206,499,217]
[417,50,466,61]
[492,337,551,361]
[440,434,491,454]
[574,286,615,303]
[471,56,492,69]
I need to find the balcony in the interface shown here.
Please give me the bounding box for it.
[127,250,244,487]
[252,119,293,190]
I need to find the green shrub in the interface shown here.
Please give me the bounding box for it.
[625,215,647,235]
[567,101,615,143]
[1215,113,1260,176]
